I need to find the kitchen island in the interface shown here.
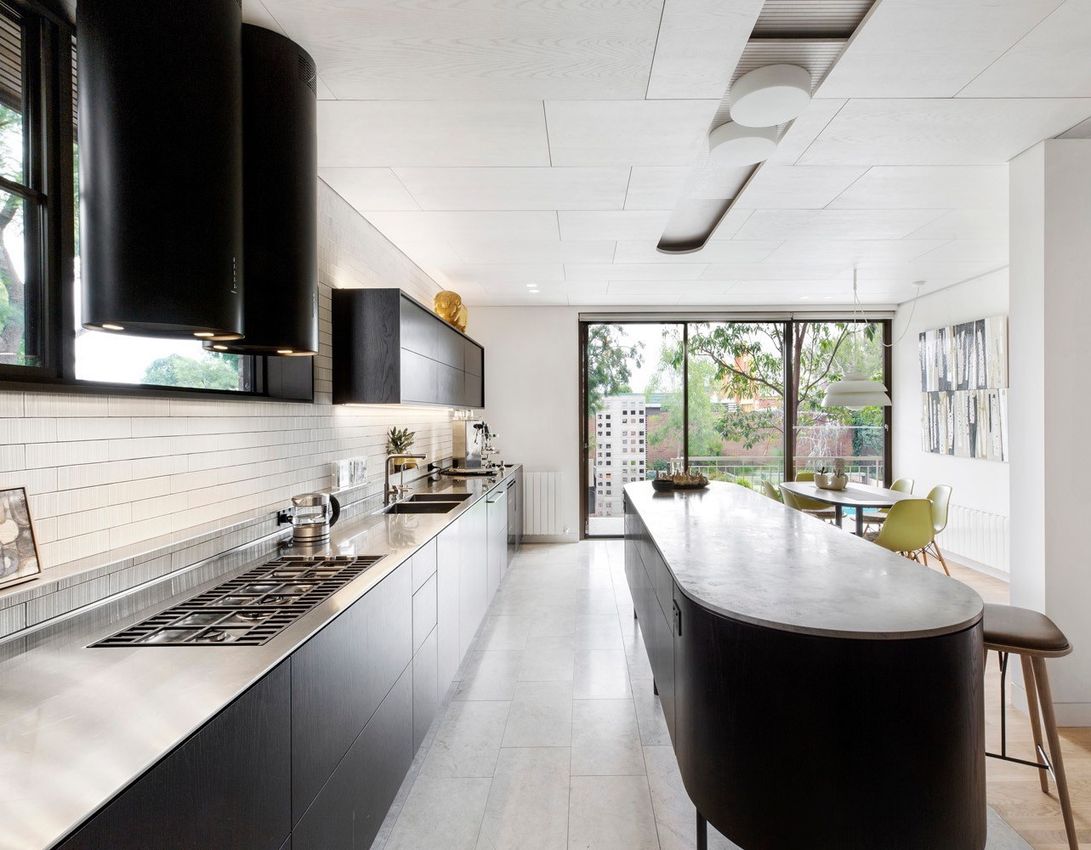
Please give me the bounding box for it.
[624,480,986,850]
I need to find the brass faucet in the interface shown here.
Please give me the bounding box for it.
[385,454,427,506]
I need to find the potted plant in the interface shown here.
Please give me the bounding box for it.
[814,458,848,491]
[386,427,417,471]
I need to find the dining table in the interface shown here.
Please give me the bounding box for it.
[779,481,917,537]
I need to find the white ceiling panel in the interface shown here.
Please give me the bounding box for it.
[241,0,286,33]
[262,0,662,100]
[318,101,549,167]
[798,98,1091,165]
[545,100,721,166]
[768,99,848,165]
[624,167,692,210]
[647,0,763,99]
[734,209,944,241]
[320,169,420,211]
[829,165,1008,209]
[451,239,617,264]
[767,239,948,265]
[817,0,1063,98]
[733,166,867,209]
[617,240,780,264]
[316,76,337,100]
[699,263,851,281]
[392,167,630,211]
[906,208,1008,241]
[559,211,673,242]
[362,211,559,245]
[961,0,1091,97]
[446,264,566,283]
[913,239,1009,265]
[564,264,707,282]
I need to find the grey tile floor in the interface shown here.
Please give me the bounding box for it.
[375,541,1030,850]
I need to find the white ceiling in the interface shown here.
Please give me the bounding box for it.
[244,0,1091,307]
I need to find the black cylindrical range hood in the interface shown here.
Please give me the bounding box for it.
[208,25,318,357]
[77,0,244,339]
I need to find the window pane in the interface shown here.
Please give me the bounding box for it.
[0,189,39,367]
[686,322,785,492]
[0,11,24,184]
[793,321,886,489]
[585,322,678,537]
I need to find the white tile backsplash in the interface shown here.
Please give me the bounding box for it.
[0,181,456,572]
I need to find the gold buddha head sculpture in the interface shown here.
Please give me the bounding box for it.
[434,290,468,333]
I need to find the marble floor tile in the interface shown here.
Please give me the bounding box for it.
[477,615,530,651]
[568,774,661,850]
[527,607,578,638]
[643,745,739,850]
[419,700,511,779]
[573,613,625,650]
[518,642,576,682]
[384,775,492,850]
[631,676,672,746]
[573,649,632,699]
[454,650,523,701]
[571,699,646,776]
[502,681,574,747]
[475,747,571,850]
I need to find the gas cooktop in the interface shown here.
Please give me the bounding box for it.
[93,554,385,647]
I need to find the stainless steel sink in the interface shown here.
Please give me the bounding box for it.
[407,493,471,503]
[384,501,461,514]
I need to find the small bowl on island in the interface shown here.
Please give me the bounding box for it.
[651,475,675,493]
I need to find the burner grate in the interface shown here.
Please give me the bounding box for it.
[93,554,385,647]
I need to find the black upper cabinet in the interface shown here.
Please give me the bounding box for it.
[333,289,484,407]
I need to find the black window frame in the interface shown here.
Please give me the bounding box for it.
[0,0,313,403]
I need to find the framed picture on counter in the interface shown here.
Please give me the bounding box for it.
[0,487,41,591]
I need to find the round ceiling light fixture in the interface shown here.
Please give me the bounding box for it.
[707,121,779,167]
[729,64,812,128]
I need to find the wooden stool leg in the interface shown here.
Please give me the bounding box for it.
[696,810,708,850]
[1020,655,1050,793]
[1032,656,1079,850]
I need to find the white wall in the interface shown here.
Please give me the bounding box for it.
[1009,139,1091,724]
[0,183,454,571]
[891,268,1011,573]
[472,306,580,542]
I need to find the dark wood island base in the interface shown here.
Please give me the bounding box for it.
[624,482,987,850]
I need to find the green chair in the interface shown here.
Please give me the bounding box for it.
[862,478,916,527]
[921,484,953,576]
[790,471,837,522]
[762,480,782,502]
[872,499,935,563]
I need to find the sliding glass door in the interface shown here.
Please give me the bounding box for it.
[580,317,891,538]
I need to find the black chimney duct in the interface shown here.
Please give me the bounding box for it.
[207,25,318,357]
[77,0,244,340]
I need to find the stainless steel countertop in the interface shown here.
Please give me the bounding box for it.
[0,466,520,850]
[626,480,983,640]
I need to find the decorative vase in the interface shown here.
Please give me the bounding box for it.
[815,472,848,491]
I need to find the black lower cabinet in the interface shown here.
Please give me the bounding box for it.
[291,565,412,822]
[292,665,414,850]
[59,662,291,850]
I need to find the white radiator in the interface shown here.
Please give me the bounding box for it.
[940,504,1010,574]
[523,470,565,537]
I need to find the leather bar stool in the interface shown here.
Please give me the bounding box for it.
[984,603,1078,850]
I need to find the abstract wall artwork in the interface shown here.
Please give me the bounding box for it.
[0,487,41,590]
[920,316,1008,462]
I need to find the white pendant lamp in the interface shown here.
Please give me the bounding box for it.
[822,372,891,409]
[821,268,892,410]
[708,121,779,167]
[729,64,812,128]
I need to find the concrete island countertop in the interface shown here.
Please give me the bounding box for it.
[0,465,520,850]
[625,480,983,640]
